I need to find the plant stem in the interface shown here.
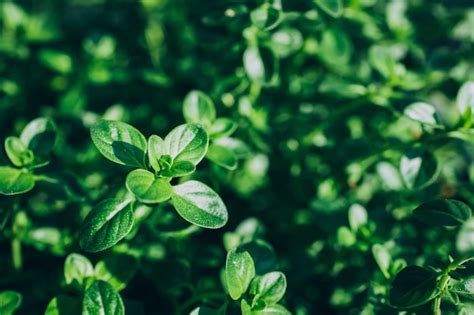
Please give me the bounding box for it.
[159,225,201,239]
[433,271,452,315]
[11,237,22,271]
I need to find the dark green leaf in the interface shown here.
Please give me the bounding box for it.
[82,281,124,315]
[171,180,228,229]
[164,124,209,165]
[90,120,147,167]
[79,198,134,252]
[226,248,256,300]
[389,265,440,308]
[94,254,137,291]
[125,169,172,203]
[0,167,35,195]
[413,199,472,227]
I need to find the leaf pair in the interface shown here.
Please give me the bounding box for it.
[225,247,288,314]
[0,118,57,195]
[183,90,239,170]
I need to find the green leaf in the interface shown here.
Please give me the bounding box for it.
[38,49,73,74]
[457,218,474,255]
[4,137,33,167]
[209,118,238,139]
[250,4,282,31]
[319,29,352,66]
[82,281,124,315]
[0,167,35,195]
[271,28,304,58]
[125,169,172,203]
[241,300,252,315]
[314,0,343,18]
[45,295,82,315]
[183,90,216,128]
[94,254,137,291]
[348,203,367,231]
[20,117,57,156]
[389,265,440,308]
[0,291,22,315]
[79,198,134,252]
[450,278,474,300]
[251,305,291,315]
[400,148,438,190]
[147,135,165,172]
[64,253,94,287]
[206,144,238,170]
[171,180,228,229]
[404,102,437,125]
[250,272,287,306]
[243,46,278,85]
[161,161,196,178]
[413,199,472,227]
[372,244,392,279]
[226,248,256,300]
[457,81,474,116]
[90,120,147,167]
[164,124,209,165]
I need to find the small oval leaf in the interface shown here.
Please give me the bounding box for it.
[164,124,209,165]
[206,144,238,170]
[79,198,134,252]
[183,90,216,128]
[64,253,94,287]
[4,137,33,167]
[226,248,256,300]
[20,117,57,156]
[125,169,172,203]
[90,120,147,167]
[251,271,287,306]
[82,281,124,315]
[0,167,35,195]
[171,180,228,229]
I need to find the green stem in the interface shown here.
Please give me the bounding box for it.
[11,237,22,271]
[159,225,201,239]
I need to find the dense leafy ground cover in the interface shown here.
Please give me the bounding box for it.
[1,0,474,314]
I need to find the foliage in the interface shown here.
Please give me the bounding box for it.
[1,0,474,314]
